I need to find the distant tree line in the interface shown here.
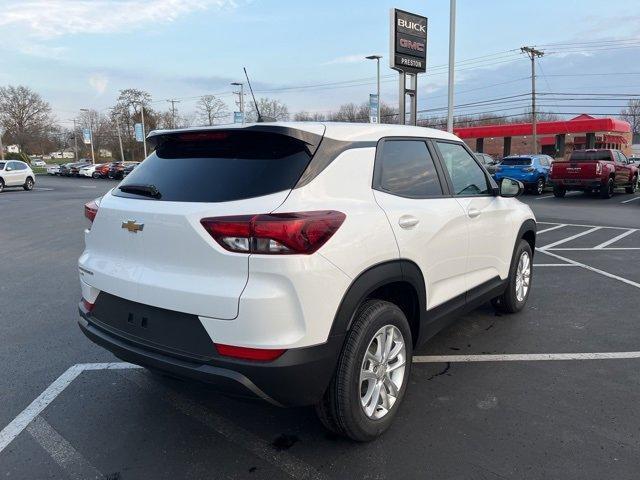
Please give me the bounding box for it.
[1,84,637,162]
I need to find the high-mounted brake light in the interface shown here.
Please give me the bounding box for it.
[215,343,286,361]
[84,199,100,223]
[200,211,346,255]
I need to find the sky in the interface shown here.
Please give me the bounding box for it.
[1,0,639,128]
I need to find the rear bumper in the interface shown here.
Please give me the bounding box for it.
[549,178,603,188]
[78,301,344,407]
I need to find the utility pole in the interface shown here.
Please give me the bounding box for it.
[521,46,544,153]
[0,127,5,161]
[446,0,456,133]
[231,82,245,123]
[112,110,125,162]
[167,99,180,128]
[71,119,79,161]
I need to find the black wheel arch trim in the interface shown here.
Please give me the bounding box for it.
[328,259,426,339]
[516,218,537,256]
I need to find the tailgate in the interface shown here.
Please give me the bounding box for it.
[551,161,598,180]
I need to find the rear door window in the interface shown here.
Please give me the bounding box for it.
[375,139,443,198]
[114,131,315,202]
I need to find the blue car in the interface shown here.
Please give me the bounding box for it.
[495,154,553,195]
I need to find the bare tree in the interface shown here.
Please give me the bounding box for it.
[294,111,326,121]
[196,95,229,126]
[0,85,54,153]
[621,99,640,135]
[247,97,289,122]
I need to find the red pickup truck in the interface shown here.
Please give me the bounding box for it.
[550,149,639,198]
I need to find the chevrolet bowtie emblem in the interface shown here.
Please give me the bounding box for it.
[122,220,144,233]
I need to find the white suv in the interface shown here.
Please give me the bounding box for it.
[0,160,35,192]
[78,123,535,441]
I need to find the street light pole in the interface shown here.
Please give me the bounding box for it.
[80,109,96,164]
[446,0,456,133]
[0,127,5,161]
[366,55,382,123]
[112,110,125,162]
[71,119,78,161]
[139,104,147,158]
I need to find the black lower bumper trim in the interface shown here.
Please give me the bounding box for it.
[78,305,344,407]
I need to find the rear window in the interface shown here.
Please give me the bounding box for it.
[501,158,532,166]
[114,131,314,202]
[569,150,611,161]
[0,162,4,170]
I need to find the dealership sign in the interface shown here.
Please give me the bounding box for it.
[82,128,92,145]
[389,8,427,73]
[134,123,144,142]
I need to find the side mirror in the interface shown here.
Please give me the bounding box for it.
[499,177,524,198]
[5,167,12,171]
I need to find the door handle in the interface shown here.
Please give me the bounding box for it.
[398,215,419,229]
[467,208,481,218]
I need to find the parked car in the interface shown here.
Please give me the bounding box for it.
[70,162,92,177]
[78,123,536,441]
[95,162,118,179]
[494,154,553,195]
[0,160,35,192]
[628,156,640,167]
[108,161,138,180]
[122,162,139,178]
[31,159,47,167]
[79,163,104,178]
[58,162,75,176]
[550,149,639,198]
[46,164,61,175]
[475,153,500,175]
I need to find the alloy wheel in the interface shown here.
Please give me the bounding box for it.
[515,251,531,302]
[360,325,406,420]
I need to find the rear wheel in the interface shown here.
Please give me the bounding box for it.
[492,239,532,314]
[553,185,566,198]
[625,176,638,194]
[23,177,34,191]
[600,177,615,198]
[315,300,412,441]
[534,177,545,195]
[0,179,4,193]
[92,172,100,179]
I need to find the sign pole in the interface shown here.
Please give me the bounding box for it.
[140,105,147,158]
[446,0,456,132]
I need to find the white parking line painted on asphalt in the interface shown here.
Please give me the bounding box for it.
[594,229,637,249]
[537,224,567,234]
[34,187,54,191]
[533,263,578,267]
[413,352,640,363]
[0,362,141,454]
[540,226,601,250]
[79,186,97,189]
[539,249,640,290]
[621,196,640,204]
[549,247,640,251]
[534,191,580,200]
[27,416,103,480]
[537,221,633,231]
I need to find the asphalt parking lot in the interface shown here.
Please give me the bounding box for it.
[2,175,640,479]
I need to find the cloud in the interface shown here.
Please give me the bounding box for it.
[322,54,372,66]
[0,0,240,38]
[88,73,109,95]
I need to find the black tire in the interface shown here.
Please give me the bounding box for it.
[625,176,637,194]
[600,177,615,199]
[534,177,545,195]
[0,178,4,193]
[553,185,566,198]
[23,176,34,191]
[92,172,100,179]
[491,239,533,314]
[315,300,412,442]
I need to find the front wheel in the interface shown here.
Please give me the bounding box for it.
[625,176,637,194]
[23,177,34,191]
[534,177,545,195]
[315,300,412,442]
[0,179,4,193]
[492,239,533,314]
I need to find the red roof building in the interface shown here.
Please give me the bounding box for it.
[453,114,632,158]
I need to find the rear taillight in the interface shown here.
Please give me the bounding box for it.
[200,211,346,255]
[215,343,285,362]
[596,162,602,174]
[84,199,99,223]
[80,298,94,313]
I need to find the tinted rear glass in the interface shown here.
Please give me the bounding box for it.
[114,131,313,202]
[0,162,4,169]
[570,150,611,161]
[501,158,532,166]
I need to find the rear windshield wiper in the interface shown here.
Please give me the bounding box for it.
[118,184,162,199]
